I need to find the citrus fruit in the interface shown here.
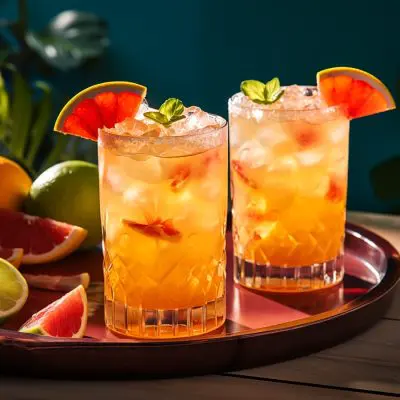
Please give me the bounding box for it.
[19,285,88,338]
[54,81,147,141]
[0,247,24,268]
[317,67,396,119]
[26,160,101,249]
[0,209,87,264]
[0,258,28,323]
[0,156,32,210]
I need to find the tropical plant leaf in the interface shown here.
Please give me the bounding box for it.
[25,10,109,71]
[6,64,32,158]
[39,134,69,173]
[370,156,400,201]
[26,81,52,167]
[0,71,9,140]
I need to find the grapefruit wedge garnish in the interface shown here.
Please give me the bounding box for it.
[54,81,147,141]
[0,247,24,268]
[19,285,88,338]
[317,67,396,119]
[0,209,87,264]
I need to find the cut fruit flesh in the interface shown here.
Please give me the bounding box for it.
[122,218,182,241]
[0,258,28,320]
[0,247,24,268]
[19,285,88,338]
[231,160,258,189]
[54,81,147,141]
[0,209,87,264]
[317,67,396,119]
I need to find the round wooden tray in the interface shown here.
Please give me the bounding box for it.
[0,223,399,378]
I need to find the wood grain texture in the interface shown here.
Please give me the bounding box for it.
[230,319,400,395]
[0,375,390,400]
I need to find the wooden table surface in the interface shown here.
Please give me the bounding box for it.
[1,211,400,399]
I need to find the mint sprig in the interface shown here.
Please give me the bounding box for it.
[144,98,186,126]
[240,77,284,105]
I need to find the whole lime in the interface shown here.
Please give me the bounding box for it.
[26,161,101,249]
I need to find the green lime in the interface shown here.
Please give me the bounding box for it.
[0,258,28,324]
[26,160,101,249]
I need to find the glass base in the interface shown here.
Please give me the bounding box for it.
[104,295,226,339]
[234,253,344,293]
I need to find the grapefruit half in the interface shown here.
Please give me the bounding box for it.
[54,81,147,141]
[0,247,24,268]
[0,209,87,264]
[317,67,396,119]
[19,285,88,338]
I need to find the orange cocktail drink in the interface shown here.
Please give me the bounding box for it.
[229,85,349,292]
[98,103,228,338]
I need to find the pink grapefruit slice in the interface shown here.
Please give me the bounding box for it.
[54,82,147,141]
[317,67,396,119]
[0,209,87,264]
[0,247,24,268]
[19,285,88,338]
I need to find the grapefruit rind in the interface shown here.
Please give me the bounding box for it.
[53,81,147,135]
[0,247,24,269]
[0,209,88,265]
[22,225,87,264]
[317,67,396,118]
[19,285,88,339]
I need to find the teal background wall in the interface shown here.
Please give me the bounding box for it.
[1,0,399,213]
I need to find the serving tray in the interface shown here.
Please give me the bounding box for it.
[0,223,399,378]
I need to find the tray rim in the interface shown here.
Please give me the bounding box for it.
[1,222,399,350]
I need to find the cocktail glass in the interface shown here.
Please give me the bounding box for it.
[98,105,228,338]
[229,86,349,292]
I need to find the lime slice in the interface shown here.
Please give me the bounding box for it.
[0,258,28,322]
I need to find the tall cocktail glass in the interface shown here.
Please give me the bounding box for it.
[229,86,349,292]
[98,106,228,338]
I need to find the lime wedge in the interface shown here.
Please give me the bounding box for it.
[0,258,28,323]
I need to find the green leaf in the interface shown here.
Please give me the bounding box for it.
[264,77,280,99]
[270,89,284,102]
[370,156,400,201]
[265,77,284,103]
[0,72,9,139]
[25,10,109,71]
[6,64,32,158]
[144,99,186,127]
[169,115,186,123]
[25,81,53,167]
[143,111,170,125]
[159,98,184,120]
[240,80,266,103]
[39,134,68,173]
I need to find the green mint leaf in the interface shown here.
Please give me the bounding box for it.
[143,111,169,125]
[265,89,284,104]
[240,80,266,103]
[241,78,284,105]
[159,98,184,120]
[169,115,186,123]
[264,77,280,98]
